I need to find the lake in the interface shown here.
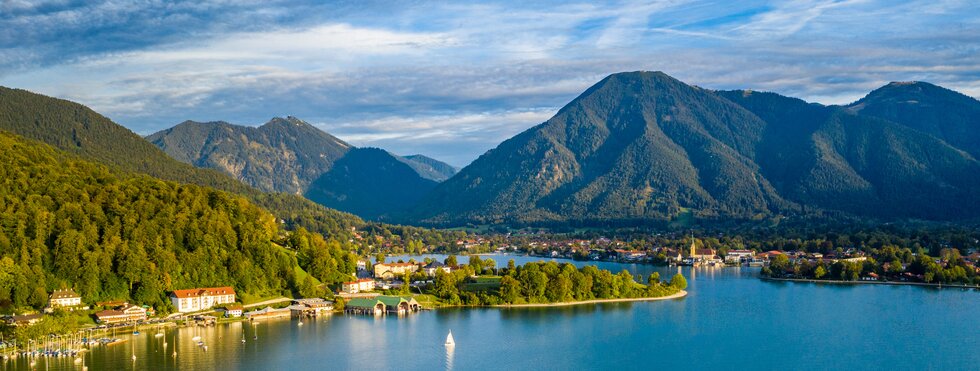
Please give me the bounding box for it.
[6,254,978,370]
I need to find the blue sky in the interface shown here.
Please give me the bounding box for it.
[1,0,978,166]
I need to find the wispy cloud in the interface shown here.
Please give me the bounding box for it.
[1,0,978,166]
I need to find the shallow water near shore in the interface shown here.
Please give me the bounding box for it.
[5,254,978,370]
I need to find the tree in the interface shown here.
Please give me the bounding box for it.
[814,265,827,279]
[670,273,687,290]
[499,275,521,303]
[445,255,458,267]
[375,252,386,264]
[648,272,660,285]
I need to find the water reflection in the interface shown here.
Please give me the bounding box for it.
[445,342,455,371]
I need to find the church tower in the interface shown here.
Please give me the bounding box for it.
[689,234,696,258]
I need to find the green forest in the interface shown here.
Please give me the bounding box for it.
[0,132,358,313]
[424,257,685,306]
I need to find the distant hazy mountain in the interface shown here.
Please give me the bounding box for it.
[399,154,458,181]
[148,118,450,220]
[306,148,438,220]
[410,72,980,226]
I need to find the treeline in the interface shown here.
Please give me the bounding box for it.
[0,133,355,313]
[761,246,978,285]
[427,257,685,306]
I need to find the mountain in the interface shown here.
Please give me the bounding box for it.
[147,117,350,194]
[0,130,357,311]
[718,89,980,219]
[847,81,980,159]
[0,86,362,237]
[148,118,447,220]
[410,72,980,226]
[306,148,438,220]
[399,154,458,181]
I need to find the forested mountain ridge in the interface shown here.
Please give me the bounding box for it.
[0,86,363,237]
[0,131,358,311]
[148,117,450,220]
[846,81,980,159]
[409,72,980,226]
[146,117,350,195]
[399,154,458,181]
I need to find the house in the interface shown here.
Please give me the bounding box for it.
[356,260,369,271]
[95,304,147,324]
[48,289,82,309]
[374,263,419,279]
[757,251,784,260]
[341,278,376,294]
[288,298,334,317]
[6,313,43,326]
[725,250,755,264]
[344,296,421,316]
[170,286,237,313]
[244,306,290,320]
[220,304,244,318]
[423,261,452,277]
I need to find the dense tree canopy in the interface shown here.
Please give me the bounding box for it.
[0,132,356,313]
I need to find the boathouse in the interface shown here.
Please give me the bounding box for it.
[344,296,421,316]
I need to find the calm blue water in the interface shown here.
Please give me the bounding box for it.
[6,254,978,370]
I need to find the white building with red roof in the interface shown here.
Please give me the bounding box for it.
[169,286,236,313]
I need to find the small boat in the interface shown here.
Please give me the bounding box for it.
[154,332,164,338]
[298,321,304,327]
[445,331,455,347]
[191,336,202,342]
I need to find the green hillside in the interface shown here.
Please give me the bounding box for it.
[0,132,357,312]
[0,87,362,237]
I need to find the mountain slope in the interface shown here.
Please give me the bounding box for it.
[399,154,458,181]
[413,72,790,225]
[847,81,980,159]
[0,86,362,237]
[720,89,980,218]
[146,117,350,194]
[411,72,980,226]
[305,148,439,220]
[0,131,357,311]
[148,118,447,220]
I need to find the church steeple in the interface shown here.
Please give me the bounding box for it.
[689,233,696,258]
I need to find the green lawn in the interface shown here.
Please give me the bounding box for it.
[463,276,502,293]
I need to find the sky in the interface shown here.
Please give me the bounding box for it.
[1,0,978,167]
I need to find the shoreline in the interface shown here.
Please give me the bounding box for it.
[492,290,688,308]
[760,276,979,290]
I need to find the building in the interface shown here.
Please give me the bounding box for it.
[221,304,244,318]
[288,298,334,317]
[725,250,755,264]
[374,263,419,279]
[422,261,452,277]
[6,313,43,326]
[170,286,237,313]
[48,289,82,309]
[95,304,147,324]
[244,306,290,320]
[344,296,421,316]
[341,278,376,294]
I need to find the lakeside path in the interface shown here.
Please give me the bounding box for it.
[493,290,687,308]
[761,277,980,290]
